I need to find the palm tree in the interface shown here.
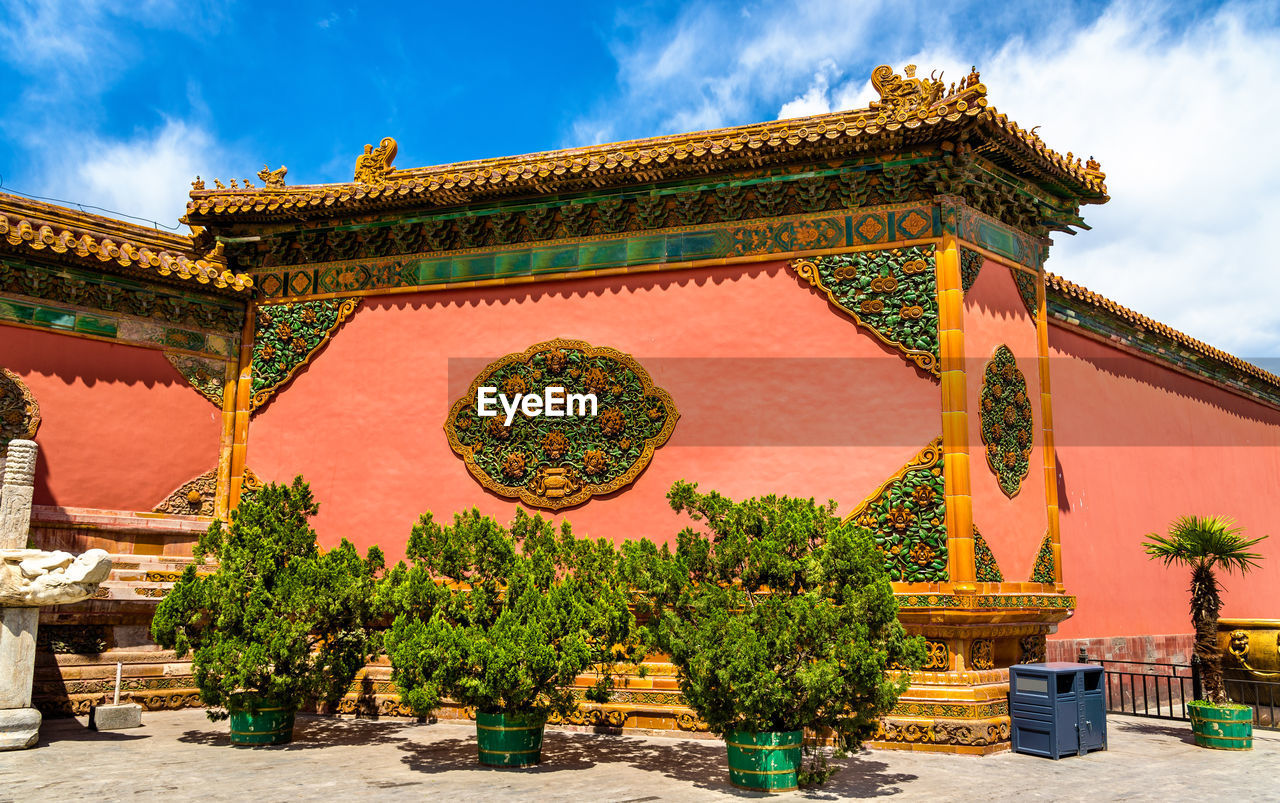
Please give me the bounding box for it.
[1143,515,1268,704]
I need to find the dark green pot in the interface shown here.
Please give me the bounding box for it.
[229,703,295,746]
[475,711,546,766]
[1189,701,1253,751]
[726,729,803,792]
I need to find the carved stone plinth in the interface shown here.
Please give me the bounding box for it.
[0,440,112,750]
[0,440,37,550]
[0,607,40,751]
[0,707,40,750]
[870,591,1074,754]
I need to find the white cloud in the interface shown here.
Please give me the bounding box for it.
[575,0,890,141]
[778,62,836,119]
[581,1,1280,358]
[935,5,1280,358]
[0,0,238,231]
[38,119,241,230]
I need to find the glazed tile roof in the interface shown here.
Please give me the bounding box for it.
[185,66,1108,223]
[0,193,252,292]
[1046,273,1280,391]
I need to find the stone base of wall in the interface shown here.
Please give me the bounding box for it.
[1048,634,1194,665]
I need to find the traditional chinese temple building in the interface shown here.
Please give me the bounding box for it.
[2,65,1278,753]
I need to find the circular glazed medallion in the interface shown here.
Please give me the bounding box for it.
[978,344,1034,497]
[0,369,40,448]
[445,338,678,509]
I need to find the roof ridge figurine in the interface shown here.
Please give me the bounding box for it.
[354,137,397,185]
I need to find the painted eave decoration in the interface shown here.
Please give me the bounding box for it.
[0,192,252,293]
[185,65,1107,224]
[445,338,679,509]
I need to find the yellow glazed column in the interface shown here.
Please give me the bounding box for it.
[1035,274,1065,590]
[227,303,256,508]
[213,355,239,520]
[936,236,975,590]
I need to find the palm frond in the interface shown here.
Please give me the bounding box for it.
[1143,514,1268,574]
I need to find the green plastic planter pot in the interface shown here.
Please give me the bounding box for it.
[726,729,803,792]
[475,711,546,766]
[1189,701,1253,750]
[228,705,295,746]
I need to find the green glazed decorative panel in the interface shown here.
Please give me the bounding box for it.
[978,344,1034,497]
[792,245,939,376]
[445,338,678,509]
[973,525,1004,582]
[250,298,361,410]
[1012,268,1039,314]
[960,247,984,293]
[850,437,948,582]
[1031,532,1056,583]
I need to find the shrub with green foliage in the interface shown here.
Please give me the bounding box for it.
[381,508,641,719]
[625,481,924,778]
[151,477,385,720]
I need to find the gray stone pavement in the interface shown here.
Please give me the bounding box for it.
[1,710,1276,802]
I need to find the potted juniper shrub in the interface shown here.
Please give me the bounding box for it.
[625,481,924,792]
[151,477,385,745]
[1144,514,1268,750]
[381,508,641,767]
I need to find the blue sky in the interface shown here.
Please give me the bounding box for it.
[1,0,1278,359]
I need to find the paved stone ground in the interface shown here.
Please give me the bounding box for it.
[1,710,1276,801]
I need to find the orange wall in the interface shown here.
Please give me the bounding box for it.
[964,260,1050,580]
[1050,325,1280,638]
[0,324,223,511]
[248,262,941,561]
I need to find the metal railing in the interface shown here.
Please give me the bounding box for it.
[1088,657,1197,721]
[1225,676,1280,730]
[1084,651,1279,730]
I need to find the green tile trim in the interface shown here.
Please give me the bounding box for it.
[0,257,245,335]
[941,198,1046,269]
[254,205,943,300]
[1048,292,1280,409]
[0,292,233,360]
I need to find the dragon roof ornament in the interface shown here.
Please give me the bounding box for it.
[355,137,398,185]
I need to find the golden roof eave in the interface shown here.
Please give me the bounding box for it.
[0,192,252,293]
[185,70,1107,223]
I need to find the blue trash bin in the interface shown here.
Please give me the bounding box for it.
[1010,662,1107,758]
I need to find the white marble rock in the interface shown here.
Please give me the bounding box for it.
[0,707,41,751]
[90,703,143,731]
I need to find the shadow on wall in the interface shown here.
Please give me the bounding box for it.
[0,326,188,391]
[372,262,792,313]
[268,260,932,413]
[1049,325,1280,432]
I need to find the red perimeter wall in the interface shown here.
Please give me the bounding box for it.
[248,262,941,562]
[0,324,223,511]
[1049,324,1280,640]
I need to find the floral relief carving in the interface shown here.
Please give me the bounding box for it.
[792,246,939,376]
[850,437,948,583]
[445,338,678,510]
[250,298,361,410]
[973,525,1004,582]
[978,344,1034,497]
[0,369,40,447]
[1031,532,1056,584]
